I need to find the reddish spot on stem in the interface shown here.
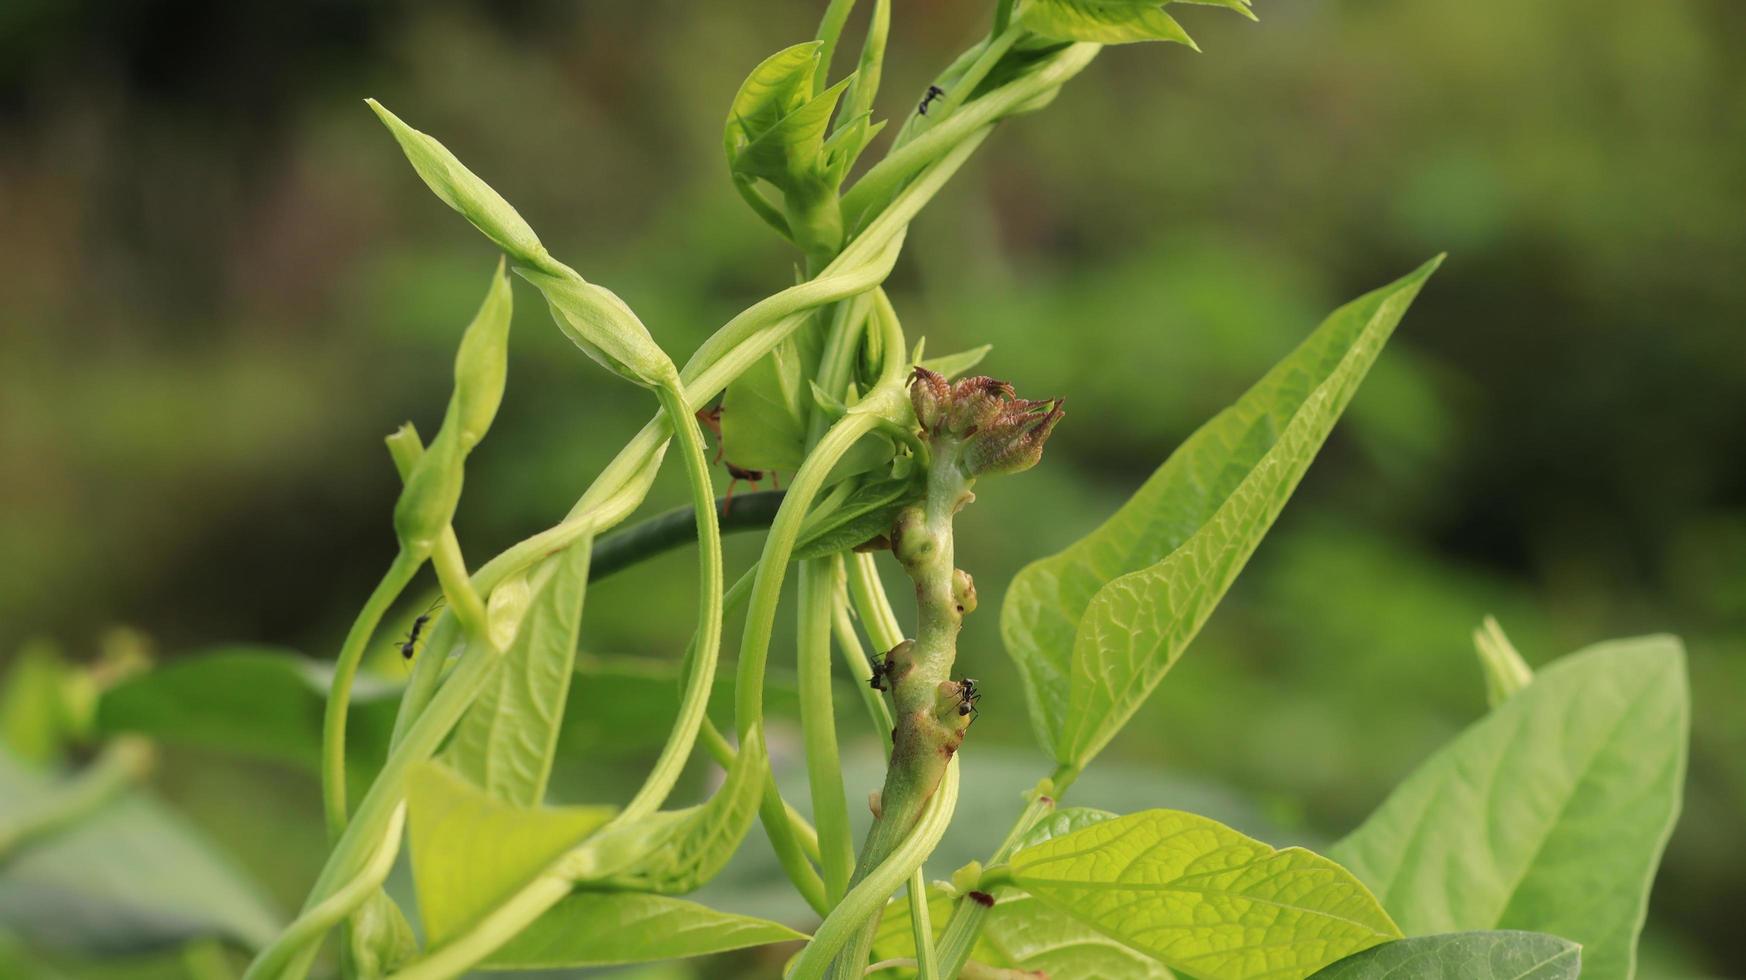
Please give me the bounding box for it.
[968,890,994,907]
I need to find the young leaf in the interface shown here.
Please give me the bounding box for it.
[482,893,805,969]
[1330,636,1688,980]
[1008,809,1400,980]
[566,727,767,893]
[406,761,614,944]
[350,890,420,978]
[441,534,592,806]
[1019,0,1196,46]
[725,42,824,170]
[0,750,282,953]
[721,329,823,471]
[1002,257,1442,768]
[1308,931,1581,980]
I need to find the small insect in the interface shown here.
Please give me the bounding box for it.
[869,650,895,692]
[918,84,946,116]
[956,677,981,723]
[398,598,445,660]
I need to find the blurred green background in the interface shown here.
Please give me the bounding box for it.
[2,0,1742,976]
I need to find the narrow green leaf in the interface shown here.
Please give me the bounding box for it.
[442,534,593,806]
[793,474,922,559]
[1309,931,1581,980]
[1330,636,1689,980]
[1010,809,1400,980]
[405,761,614,944]
[1002,257,1441,767]
[365,99,556,273]
[1019,0,1196,46]
[482,893,805,969]
[566,727,768,893]
[916,343,993,380]
[0,750,282,953]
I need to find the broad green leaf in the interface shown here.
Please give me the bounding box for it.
[873,884,1175,980]
[1003,257,1442,767]
[1016,805,1119,848]
[443,534,592,806]
[1330,636,1688,980]
[406,761,614,944]
[1018,0,1196,46]
[566,727,767,893]
[482,893,805,969]
[724,42,823,168]
[1309,931,1581,980]
[0,750,281,953]
[95,647,399,783]
[1009,809,1400,980]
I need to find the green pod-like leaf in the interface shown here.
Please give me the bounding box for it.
[450,258,514,450]
[516,267,676,389]
[367,99,560,275]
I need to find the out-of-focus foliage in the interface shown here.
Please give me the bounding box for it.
[0,0,1740,975]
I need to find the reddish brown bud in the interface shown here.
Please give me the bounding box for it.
[910,367,951,433]
[965,398,1065,476]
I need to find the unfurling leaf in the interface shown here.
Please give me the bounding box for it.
[1009,809,1400,980]
[565,727,767,894]
[1308,931,1580,980]
[442,533,593,806]
[1331,636,1688,980]
[406,762,614,945]
[1017,0,1254,47]
[1003,257,1441,769]
[482,893,805,969]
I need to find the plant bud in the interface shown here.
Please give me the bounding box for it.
[909,366,951,433]
[518,267,676,390]
[944,376,1013,436]
[367,99,560,276]
[393,423,464,554]
[952,568,978,615]
[964,398,1066,477]
[450,260,514,450]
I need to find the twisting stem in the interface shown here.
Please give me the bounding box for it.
[322,549,421,841]
[800,557,856,902]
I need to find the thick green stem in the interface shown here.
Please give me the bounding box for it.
[827,459,975,978]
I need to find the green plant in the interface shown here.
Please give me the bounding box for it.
[0,2,1691,978]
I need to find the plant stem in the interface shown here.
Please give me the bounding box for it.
[827,458,975,978]
[908,866,940,979]
[589,490,785,582]
[932,763,1081,978]
[322,549,421,841]
[800,557,857,902]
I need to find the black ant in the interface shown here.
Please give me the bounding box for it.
[869,650,895,692]
[918,85,945,116]
[398,597,444,660]
[696,403,779,515]
[956,677,981,724]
